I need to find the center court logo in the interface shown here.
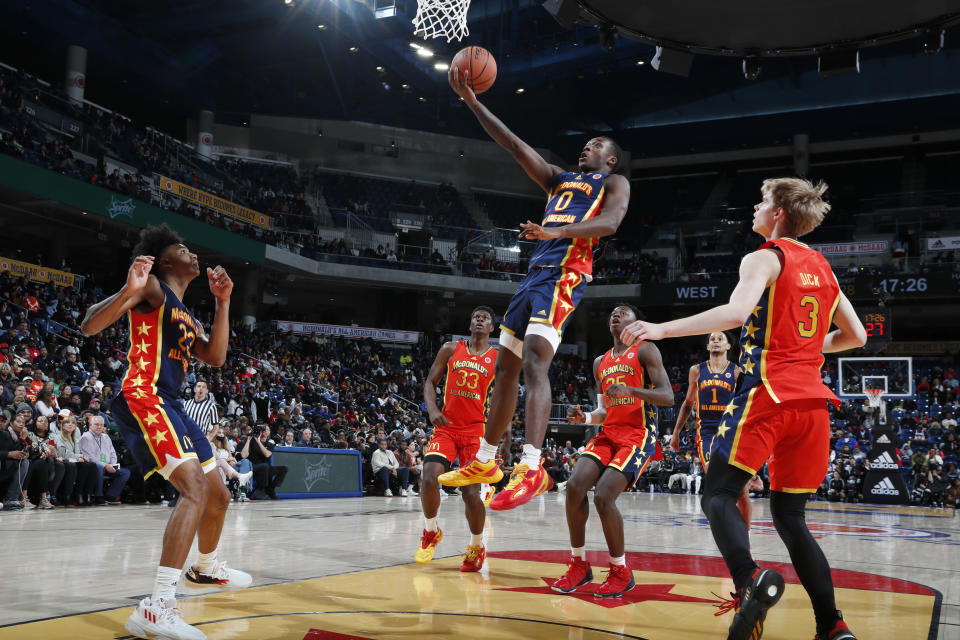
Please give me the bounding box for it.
[870,451,899,470]
[870,477,900,496]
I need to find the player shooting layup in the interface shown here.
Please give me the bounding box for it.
[439,64,631,512]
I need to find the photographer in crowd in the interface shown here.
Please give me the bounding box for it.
[236,423,287,499]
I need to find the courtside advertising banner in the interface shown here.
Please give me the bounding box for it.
[0,257,76,287]
[277,321,421,344]
[158,175,270,229]
[863,428,909,505]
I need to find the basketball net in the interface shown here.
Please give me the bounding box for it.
[413,0,470,42]
[865,388,886,426]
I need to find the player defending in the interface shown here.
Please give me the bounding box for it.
[81,225,251,640]
[554,304,672,596]
[672,332,761,521]
[417,307,497,571]
[621,178,864,640]
[439,65,631,511]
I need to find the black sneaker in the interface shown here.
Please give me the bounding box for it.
[727,568,785,640]
[815,611,857,640]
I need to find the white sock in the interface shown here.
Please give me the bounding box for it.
[571,546,585,559]
[470,533,483,546]
[197,549,217,573]
[424,516,439,532]
[152,566,181,604]
[475,439,498,463]
[520,444,541,469]
[609,554,626,566]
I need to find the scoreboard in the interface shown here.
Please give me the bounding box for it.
[859,307,892,343]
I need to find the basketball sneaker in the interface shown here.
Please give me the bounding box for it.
[488,462,553,511]
[438,459,503,487]
[460,544,486,572]
[414,528,444,564]
[125,597,206,640]
[483,486,496,507]
[551,556,593,593]
[184,561,253,589]
[596,563,636,597]
[727,568,785,640]
[814,612,857,640]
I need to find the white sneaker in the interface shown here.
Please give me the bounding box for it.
[184,561,253,589]
[400,489,409,497]
[409,488,419,496]
[385,489,393,497]
[125,597,206,640]
[236,470,253,486]
[557,481,568,493]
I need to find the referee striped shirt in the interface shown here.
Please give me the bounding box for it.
[183,394,219,433]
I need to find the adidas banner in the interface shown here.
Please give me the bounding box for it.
[926,236,960,251]
[863,428,908,504]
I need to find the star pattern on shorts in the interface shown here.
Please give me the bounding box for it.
[717,422,731,438]
[742,342,757,356]
[143,412,160,427]
[136,321,152,336]
[128,374,146,387]
[131,388,148,400]
[743,322,759,339]
[723,402,740,416]
[647,408,657,421]
[152,430,168,445]
[136,356,149,370]
[751,305,763,318]
[558,299,572,312]
[136,339,151,354]
[742,359,756,375]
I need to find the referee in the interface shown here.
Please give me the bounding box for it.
[183,380,219,434]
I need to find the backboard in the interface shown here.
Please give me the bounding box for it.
[836,357,913,399]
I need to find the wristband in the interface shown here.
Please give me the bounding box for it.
[585,411,598,425]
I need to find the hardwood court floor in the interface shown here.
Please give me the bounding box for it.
[0,492,956,639]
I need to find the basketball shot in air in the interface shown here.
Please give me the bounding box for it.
[437,47,631,512]
[619,179,865,640]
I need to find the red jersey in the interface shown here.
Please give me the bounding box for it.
[738,237,840,404]
[598,343,649,439]
[442,341,497,434]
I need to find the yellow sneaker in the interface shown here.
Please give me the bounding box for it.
[438,458,504,487]
[483,485,496,507]
[414,528,443,564]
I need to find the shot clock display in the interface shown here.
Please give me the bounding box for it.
[859,307,892,342]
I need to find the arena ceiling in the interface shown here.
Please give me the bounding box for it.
[1,0,959,157]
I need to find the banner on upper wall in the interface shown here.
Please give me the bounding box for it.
[158,175,270,229]
[276,321,421,344]
[926,236,960,251]
[0,257,76,287]
[810,241,888,255]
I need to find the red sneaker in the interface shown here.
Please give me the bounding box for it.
[488,463,553,511]
[814,613,857,640]
[414,528,443,564]
[595,563,635,597]
[460,544,486,572]
[551,556,593,593]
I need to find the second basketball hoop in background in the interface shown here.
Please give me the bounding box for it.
[452,46,497,94]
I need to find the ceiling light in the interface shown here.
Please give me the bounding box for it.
[317,24,327,30]
[433,61,449,71]
[409,42,422,50]
[376,65,385,72]
[636,60,645,65]
[401,83,410,89]
[419,96,427,102]
[515,87,525,94]
[349,46,359,53]
[415,47,434,58]
[283,0,292,4]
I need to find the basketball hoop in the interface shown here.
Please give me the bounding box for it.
[865,388,887,425]
[413,0,471,42]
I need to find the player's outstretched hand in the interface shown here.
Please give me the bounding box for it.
[429,410,450,428]
[207,265,233,302]
[126,255,154,292]
[747,475,765,492]
[519,220,561,241]
[567,405,586,423]
[620,320,662,345]
[448,65,477,104]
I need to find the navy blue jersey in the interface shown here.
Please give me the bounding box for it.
[529,171,608,277]
[696,360,736,430]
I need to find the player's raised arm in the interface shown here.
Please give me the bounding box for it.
[520,172,630,241]
[671,364,700,451]
[449,66,561,193]
[80,256,164,336]
[192,266,233,367]
[423,341,458,428]
[822,291,867,353]
[620,249,781,344]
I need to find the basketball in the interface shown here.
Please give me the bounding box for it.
[452,46,497,94]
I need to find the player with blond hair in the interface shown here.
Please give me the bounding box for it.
[621,178,864,640]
